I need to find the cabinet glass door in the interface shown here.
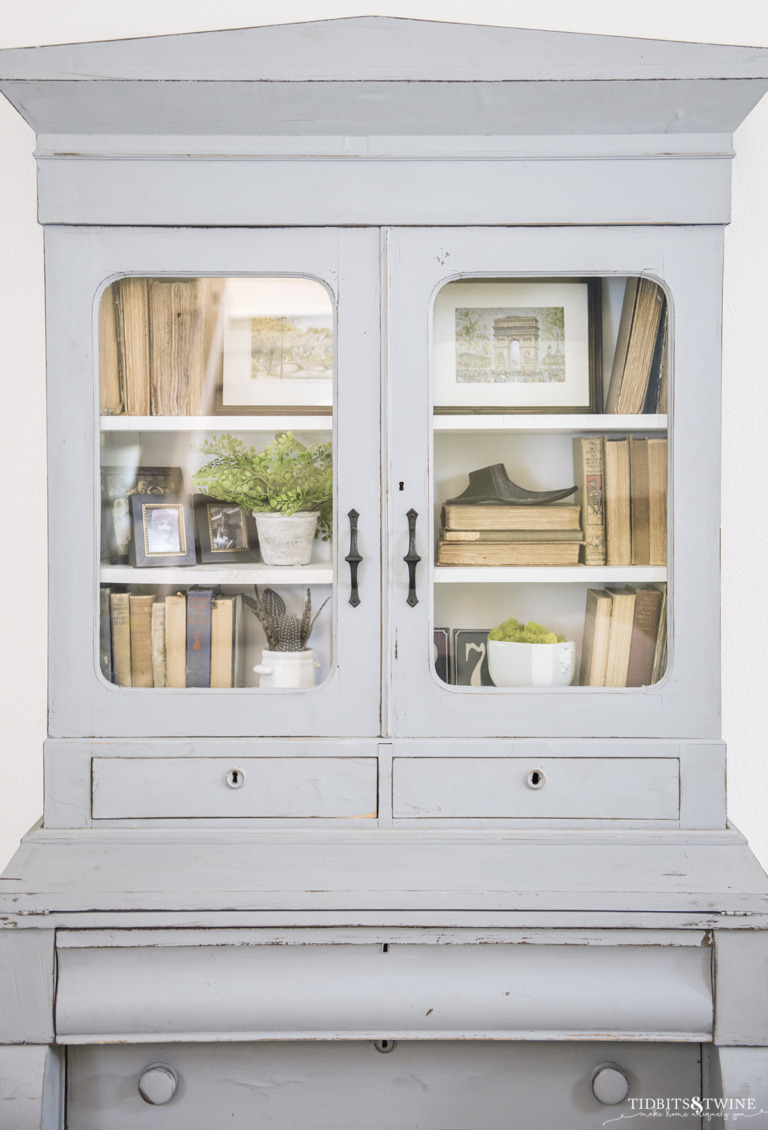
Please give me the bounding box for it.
[46,227,381,738]
[388,226,719,740]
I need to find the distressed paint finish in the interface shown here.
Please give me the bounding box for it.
[0,1046,63,1130]
[65,1040,703,1130]
[0,931,55,1044]
[54,938,712,1042]
[0,17,767,1128]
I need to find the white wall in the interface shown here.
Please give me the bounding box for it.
[1,0,767,870]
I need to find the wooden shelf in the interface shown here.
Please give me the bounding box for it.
[100,415,333,432]
[100,563,333,586]
[433,413,667,434]
[434,566,667,584]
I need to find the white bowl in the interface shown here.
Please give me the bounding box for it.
[487,638,575,688]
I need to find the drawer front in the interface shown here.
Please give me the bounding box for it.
[91,757,377,819]
[393,757,679,819]
[66,1040,703,1130]
[55,939,711,1042]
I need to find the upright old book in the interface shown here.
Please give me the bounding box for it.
[603,437,631,566]
[186,586,221,688]
[605,277,667,414]
[629,436,668,566]
[165,591,187,688]
[572,436,606,566]
[129,593,156,688]
[626,586,665,687]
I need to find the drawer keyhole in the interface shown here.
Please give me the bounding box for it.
[225,769,245,789]
[374,1039,397,1053]
[527,769,546,789]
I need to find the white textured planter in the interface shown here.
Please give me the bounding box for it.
[487,639,575,688]
[253,649,321,688]
[254,511,318,565]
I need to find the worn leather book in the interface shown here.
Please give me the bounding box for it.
[604,587,637,688]
[98,283,122,415]
[115,276,151,415]
[605,277,666,414]
[573,435,607,565]
[629,436,668,566]
[437,541,582,566]
[109,591,132,687]
[149,278,207,415]
[186,586,221,688]
[579,588,613,687]
[164,592,187,688]
[150,600,167,688]
[210,594,243,689]
[442,504,581,532]
[626,586,664,687]
[604,437,631,566]
[129,593,156,688]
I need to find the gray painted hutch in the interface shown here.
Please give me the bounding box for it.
[2,17,768,1128]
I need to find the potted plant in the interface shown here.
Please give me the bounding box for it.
[244,587,330,688]
[192,432,332,565]
[487,617,575,688]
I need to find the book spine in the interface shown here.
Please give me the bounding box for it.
[99,587,113,682]
[626,588,663,687]
[109,592,132,687]
[151,601,167,688]
[165,593,187,688]
[210,596,235,689]
[129,595,155,688]
[573,436,606,566]
[186,588,217,688]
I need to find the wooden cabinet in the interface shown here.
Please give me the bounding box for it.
[2,17,768,1130]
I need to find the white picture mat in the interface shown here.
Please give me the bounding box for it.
[222,277,334,408]
[433,280,591,410]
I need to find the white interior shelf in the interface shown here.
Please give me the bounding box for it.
[434,566,667,584]
[100,563,333,586]
[432,414,667,433]
[100,415,334,432]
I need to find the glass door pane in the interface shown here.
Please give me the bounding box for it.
[432,275,668,694]
[98,275,335,693]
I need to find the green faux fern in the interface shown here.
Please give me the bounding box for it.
[192,432,333,539]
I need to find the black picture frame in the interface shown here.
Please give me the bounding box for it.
[128,494,196,568]
[193,495,260,564]
[100,465,184,564]
[433,277,602,415]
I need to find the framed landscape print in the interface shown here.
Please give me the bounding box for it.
[433,278,602,413]
[219,276,334,414]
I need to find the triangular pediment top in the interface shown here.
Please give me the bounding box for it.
[1,16,768,83]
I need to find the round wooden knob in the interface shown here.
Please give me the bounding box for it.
[138,1064,178,1105]
[591,1063,630,1105]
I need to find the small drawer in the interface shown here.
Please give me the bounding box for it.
[91,756,377,819]
[392,757,679,820]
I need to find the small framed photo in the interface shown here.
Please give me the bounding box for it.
[218,276,334,414]
[193,496,260,564]
[101,465,184,563]
[128,495,196,568]
[433,278,602,414]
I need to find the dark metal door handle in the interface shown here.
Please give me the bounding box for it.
[345,508,362,607]
[404,508,421,607]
